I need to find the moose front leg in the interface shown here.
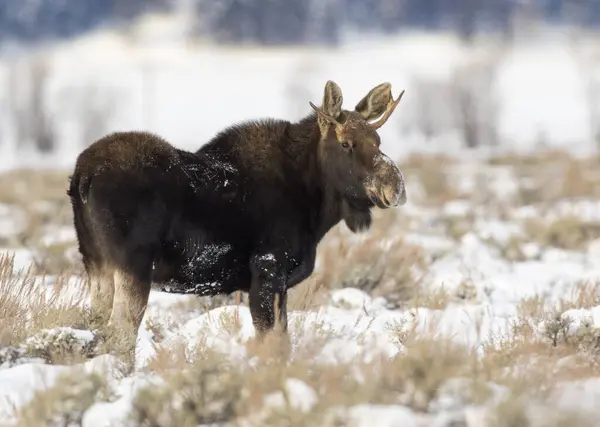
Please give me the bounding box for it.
[249,253,288,338]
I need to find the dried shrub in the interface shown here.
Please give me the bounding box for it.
[316,228,428,308]
[0,253,93,349]
[21,327,96,365]
[16,371,111,427]
[481,292,600,392]
[525,217,600,251]
[378,337,480,412]
[487,394,594,427]
[130,349,242,427]
[489,150,600,205]
[398,154,458,205]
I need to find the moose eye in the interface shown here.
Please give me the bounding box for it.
[341,141,350,149]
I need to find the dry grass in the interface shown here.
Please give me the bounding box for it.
[486,394,594,427]
[130,334,482,427]
[398,153,458,205]
[407,284,454,309]
[15,371,111,427]
[12,308,600,427]
[131,348,242,426]
[0,252,137,368]
[488,149,600,206]
[0,170,70,207]
[524,216,600,251]
[308,218,429,309]
[0,253,90,347]
[480,287,600,395]
[0,169,77,275]
[127,271,600,426]
[127,306,600,427]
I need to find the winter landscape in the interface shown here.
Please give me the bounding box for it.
[2,2,600,426]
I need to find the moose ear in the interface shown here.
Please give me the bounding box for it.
[354,82,393,121]
[322,80,343,118]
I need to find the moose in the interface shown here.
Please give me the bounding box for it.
[67,80,407,344]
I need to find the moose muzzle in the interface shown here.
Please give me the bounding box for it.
[368,153,407,209]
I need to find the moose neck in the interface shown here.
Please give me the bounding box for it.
[287,114,353,241]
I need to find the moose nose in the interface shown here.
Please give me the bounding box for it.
[373,154,407,207]
[382,183,407,207]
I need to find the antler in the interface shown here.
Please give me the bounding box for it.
[309,101,343,128]
[368,89,405,130]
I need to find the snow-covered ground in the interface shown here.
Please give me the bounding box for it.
[1,13,600,427]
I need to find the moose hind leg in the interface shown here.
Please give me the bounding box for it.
[88,265,115,324]
[109,263,152,338]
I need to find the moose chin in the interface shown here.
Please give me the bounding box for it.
[67,80,407,345]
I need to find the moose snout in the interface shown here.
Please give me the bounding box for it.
[382,177,407,207]
[366,154,407,209]
[375,156,407,208]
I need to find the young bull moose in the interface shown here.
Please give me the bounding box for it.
[67,80,407,343]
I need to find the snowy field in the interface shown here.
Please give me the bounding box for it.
[1,14,600,427]
[2,154,600,426]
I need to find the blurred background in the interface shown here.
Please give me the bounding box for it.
[0,0,598,169]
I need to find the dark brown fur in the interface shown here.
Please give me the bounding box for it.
[67,81,407,341]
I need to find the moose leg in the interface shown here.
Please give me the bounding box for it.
[274,291,288,333]
[248,254,289,338]
[88,264,115,324]
[109,269,151,334]
[108,249,153,340]
[248,257,291,360]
